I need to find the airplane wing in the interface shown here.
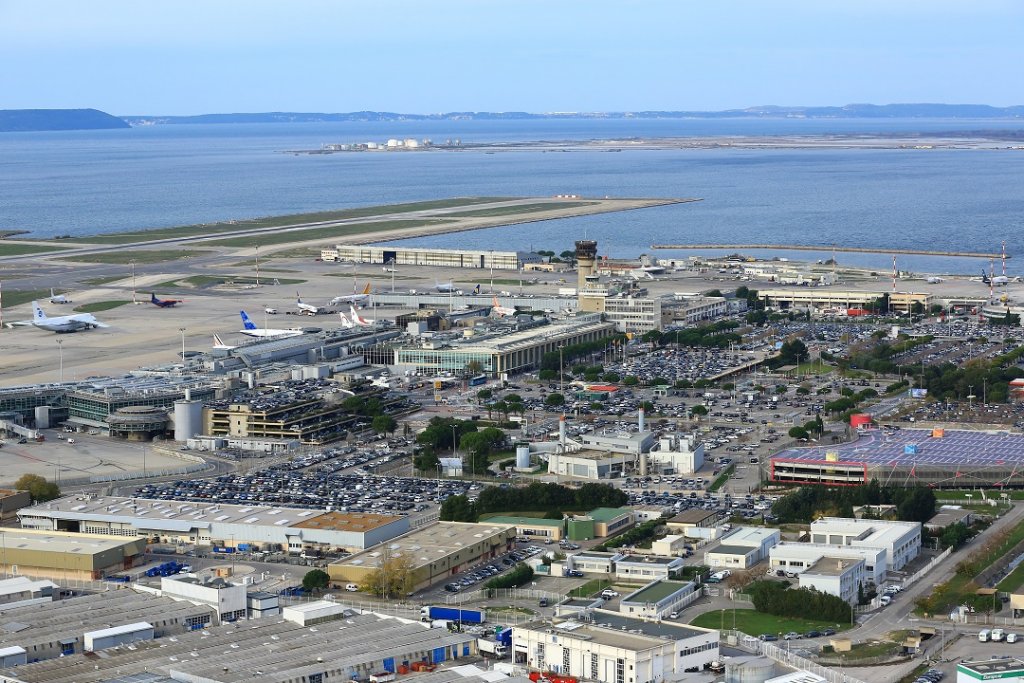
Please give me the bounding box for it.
[5,320,34,328]
[91,321,112,328]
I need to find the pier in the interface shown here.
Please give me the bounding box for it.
[649,244,1008,259]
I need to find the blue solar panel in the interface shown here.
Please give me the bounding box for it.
[774,429,1024,467]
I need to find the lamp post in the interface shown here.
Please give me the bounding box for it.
[254,244,260,287]
[558,344,565,413]
[489,250,494,294]
[130,259,137,305]
[56,339,64,383]
[179,327,187,363]
[389,258,396,293]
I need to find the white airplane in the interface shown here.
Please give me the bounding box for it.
[338,311,355,329]
[238,311,304,339]
[212,334,237,350]
[330,282,372,306]
[296,292,327,316]
[349,306,372,327]
[925,277,944,284]
[628,269,655,281]
[49,288,71,304]
[15,301,110,333]
[491,296,517,317]
[435,280,463,294]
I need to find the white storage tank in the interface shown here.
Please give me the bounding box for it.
[173,399,203,441]
[725,656,776,683]
[515,445,531,469]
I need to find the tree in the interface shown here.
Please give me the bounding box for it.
[440,494,477,522]
[788,426,810,440]
[477,388,493,400]
[364,553,415,598]
[539,368,557,380]
[623,376,639,386]
[690,405,708,417]
[14,474,60,502]
[302,569,330,593]
[371,414,398,436]
[414,450,440,473]
[545,393,565,407]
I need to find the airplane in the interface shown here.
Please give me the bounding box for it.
[628,269,655,281]
[435,280,462,294]
[15,301,110,333]
[238,311,304,339]
[981,270,1016,286]
[925,277,944,284]
[49,288,71,304]
[212,334,237,350]
[349,306,372,327]
[296,292,327,316]
[491,296,517,317]
[330,282,372,307]
[150,292,183,308]
[338,311,355,328]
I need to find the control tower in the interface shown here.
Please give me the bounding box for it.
[575,239,604,312]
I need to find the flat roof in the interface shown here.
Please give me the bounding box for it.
[668,509,718,524]
[588,507,632,522]
[805,556,862,577]
[959,657,1024,676]
[85,622,153,639]
[622,580,694,604]
[618,554,680,565]
[727,527,780,545]
[523,609,714,649]
[332,521,515,571]
[484,516,564,527]
[708,545,758,557]
[291,511,404,533]
[0,528,140,555]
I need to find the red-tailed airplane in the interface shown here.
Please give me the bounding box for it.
[150,292,184,308]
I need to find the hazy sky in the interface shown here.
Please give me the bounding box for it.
[2,0,1021,115]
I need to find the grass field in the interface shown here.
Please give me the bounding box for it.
[568,578,616,599]
[443,201,595,218]
[0,289,51,308]
[689,609,852,635]
[0,242,71,257]
[56,250,203,265]
[74,300,132,313]
[156,274,306,289]
[59,197,513,245]
[996,560,1024,592]
[200,218,453,247]
[82,275,128,286]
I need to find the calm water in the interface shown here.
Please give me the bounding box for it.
[2,118,1023,274]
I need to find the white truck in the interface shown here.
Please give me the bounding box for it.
[477,639,509,658]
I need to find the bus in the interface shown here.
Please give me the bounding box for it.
[469,374,487,387]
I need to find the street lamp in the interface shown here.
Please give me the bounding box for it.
[489,250,494,294]
[558,344,565,413]
[56,339,64,383]
[179,327,187,363]
[129,259,137,305]
[254,244,260,287]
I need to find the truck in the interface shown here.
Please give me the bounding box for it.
[477,638,509,658]
[420,606,487,623]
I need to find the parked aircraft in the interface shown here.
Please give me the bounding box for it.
[49,288,71,304]
[150,293,184,308]
[491,297,517,317]
[16,301,110,333]
[349,306,372,327]
[338,311,355,329]
[330,282,372,306]
[981,270,1016,286]
[212,334,237,350]
[296,292,327,315]
[435,280,462,294]
[925,277,944,284]
[238,311,304,339]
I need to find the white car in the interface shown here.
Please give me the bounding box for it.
[1006,633,1019,643]
[345,583,359,592]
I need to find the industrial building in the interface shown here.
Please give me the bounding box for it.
[797,556,866,604]
[768,542,888,586]
[323,244,540,270]
[160,575,254,622]
[393,314,616,377]
[757,288,931,314]
[484,516,565,541]
[704,527,780,569]
[512,610,720,683]
[957,657,1024,683]
[646,433,705,475]
[614,554,685,581]
[0,611,492,683]
[666,509,720,535]
[924,507,974,532]
[565,551,624,575]
[0,589,214,661]
[18,495,410,553]
[0,576,58,609]
[810,517,921,571]
[0,489,32,521]
[0,528,145,581]
[328,521,516,591]
[547,450,626,480]
[619,580,701,618]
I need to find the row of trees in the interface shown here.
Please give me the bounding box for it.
[771,481,936,524]
[413,417,507,475]
[643,321,742,349]
[486,563,534,589]
[747,580,854,624]
[439,482,628,522]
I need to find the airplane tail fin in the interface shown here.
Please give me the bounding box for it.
[339,312,353,327]
[240,311,257,330]
[32,301,46,321]
[50,288,55,297]
[474,284,481,294]
[296,291,302,304]
[213,334,225,347]
[361,282,371,295]
[151,292,158,303]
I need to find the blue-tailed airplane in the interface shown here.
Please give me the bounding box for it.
[238,311,303,339]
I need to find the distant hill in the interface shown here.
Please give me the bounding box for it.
[0,109,130,132]
[122,104,1024,126]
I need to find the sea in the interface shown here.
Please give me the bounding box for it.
[2,117,1024,275]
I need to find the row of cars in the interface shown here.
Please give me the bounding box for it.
[758,627,838,641]
[442,546,544,593]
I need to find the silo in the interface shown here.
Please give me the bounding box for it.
[515,445,531,469]
[724,656,775,683]
[174,399,203,441]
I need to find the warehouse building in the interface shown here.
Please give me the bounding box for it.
[619,580,701,618]
[0,576,58,610]
[705,527,780,569]
[769,542,888,586]
[565,551,625,575]
[324,244,540,270]
[512,610,720,683]
[161,575,250,622]
[810,517,921,571]
[666,509,720,535]
[328,521,516,591]
[0,589,214,661]
[485,516,565,541]
[615,554,685,581]
[18,495,410,553]
[0,611,497,683]
[0,528,145,581]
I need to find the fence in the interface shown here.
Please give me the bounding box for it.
[446,587,564,606]
[902,546,952,589]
